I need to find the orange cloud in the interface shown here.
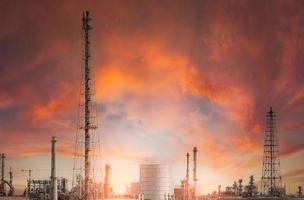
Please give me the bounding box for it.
[229,135,261,154]
[30,82,78,121]
[281,143,304,158]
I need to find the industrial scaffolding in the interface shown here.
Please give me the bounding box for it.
[72,11,101,200]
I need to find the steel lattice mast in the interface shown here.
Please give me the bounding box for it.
[261,107,282,197]
[72,11,100,200]
[83,11,92,200]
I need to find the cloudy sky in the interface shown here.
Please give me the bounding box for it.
[0,0,304,194]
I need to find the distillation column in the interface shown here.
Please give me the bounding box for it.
[193,147,198,200]
[1,154,5,195]
[51,137,57,200]
[186,153,189,200]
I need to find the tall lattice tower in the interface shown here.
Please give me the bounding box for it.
[72,11,101,200]
[261,107,282,197]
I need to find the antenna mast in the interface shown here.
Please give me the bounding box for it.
[73,10,100,200]
[83,11,92,200]
[261,107,282,197]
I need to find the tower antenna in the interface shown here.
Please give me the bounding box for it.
[261,106,282,197]
[72,11,100,200]
[83,11,92,200]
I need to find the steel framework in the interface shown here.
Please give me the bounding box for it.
[261,107,282,196]
[72,11,101,200]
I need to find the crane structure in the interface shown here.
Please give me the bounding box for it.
[72,10,101,200]
[261,107,282,197]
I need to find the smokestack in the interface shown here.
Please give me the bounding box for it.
[186,152,189,200]
[1,153,5,184]
[1,154,4,185]
[193,147,198,200]
[104,164,111,199]
[1,154,4,194]
[51,137,57,200]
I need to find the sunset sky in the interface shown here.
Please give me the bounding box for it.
[0,0,304,195]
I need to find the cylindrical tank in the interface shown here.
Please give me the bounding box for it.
[139,164,171,200]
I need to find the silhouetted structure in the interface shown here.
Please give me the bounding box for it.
[298,186,303,197]
[261,107,282,197]
[243,175,258,197]
[72,10,100,200]
[8,167,14,196]
[83,11,93,200]
[193,147,198,200]
[0,154,5,196]
[51,137,57,200]
[238,179,243,196]
[186,152,190,200]
[103,164,112,199]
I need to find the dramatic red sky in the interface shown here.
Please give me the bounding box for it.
[0,0,304,195]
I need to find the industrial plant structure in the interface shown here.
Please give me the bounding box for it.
[0,153,15,197]
[71,10,101,200]
[2,9,304,200]
[261,107,283,197]
[139,164,172,200]
[174,147,198,200]
[202,107,300,200]
[103,164,113,199]
[26,178,68,200]
[23,137,68,200]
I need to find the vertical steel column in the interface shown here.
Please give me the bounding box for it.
[51,137,57,200]
[82,11,92,200]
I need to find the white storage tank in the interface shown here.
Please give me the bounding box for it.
[139,164,171,200]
